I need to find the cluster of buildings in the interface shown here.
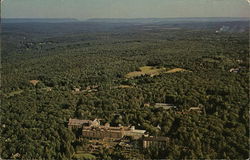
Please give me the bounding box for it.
[68,103,204,150]
[68,118,146,140]
[68,118,169,149]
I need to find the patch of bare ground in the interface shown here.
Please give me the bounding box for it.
[29,80,39,86]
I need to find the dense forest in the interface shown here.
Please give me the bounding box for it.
[1,20,249,159]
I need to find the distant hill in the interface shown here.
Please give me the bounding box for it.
[86,17,249,24]
[2,18,248,24]
[2,18,79,23]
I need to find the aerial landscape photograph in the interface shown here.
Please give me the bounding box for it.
[0,0,249,159]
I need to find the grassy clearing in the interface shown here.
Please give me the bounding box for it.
[125,66,166,78]
[113,85,134,89]
[125,66,190,78]
[165,68,189,73]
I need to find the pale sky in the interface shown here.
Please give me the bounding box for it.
[1,0,249,20]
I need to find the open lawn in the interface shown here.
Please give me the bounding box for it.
[165,68,189,73]
[125,66,166,78]
[125,66,189,78]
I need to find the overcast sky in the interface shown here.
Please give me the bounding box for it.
[1,0,249,20]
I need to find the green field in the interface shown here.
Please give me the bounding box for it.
[125,66,166,78]
[125,66,189,78]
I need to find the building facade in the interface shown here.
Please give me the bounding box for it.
[142,136,169,148]
[68,118,146,140]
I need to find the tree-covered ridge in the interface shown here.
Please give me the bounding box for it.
[1,21,249,159]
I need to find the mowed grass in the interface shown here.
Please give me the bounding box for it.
[125,66,166,78]
[125,66,190,78]
[165,68,189,73]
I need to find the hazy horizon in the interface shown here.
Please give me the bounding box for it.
[1,0,249,20]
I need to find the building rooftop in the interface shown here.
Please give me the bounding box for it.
[130,129,146,134]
